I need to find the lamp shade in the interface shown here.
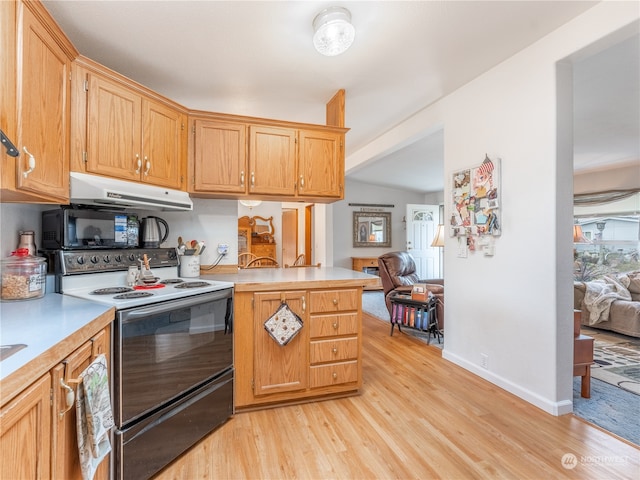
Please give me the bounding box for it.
[312,6,355,56]
[239,199,262,208]
[431,224,445,247]
[573,225,589,243]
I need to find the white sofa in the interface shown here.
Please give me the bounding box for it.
[574,270,640,338]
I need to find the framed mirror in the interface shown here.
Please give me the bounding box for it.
[353,211,391,247]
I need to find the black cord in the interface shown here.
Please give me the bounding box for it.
[201,253,226,271]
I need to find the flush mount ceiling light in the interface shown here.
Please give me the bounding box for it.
[312,6,355,56]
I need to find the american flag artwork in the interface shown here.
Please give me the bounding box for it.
[477,155,494,176]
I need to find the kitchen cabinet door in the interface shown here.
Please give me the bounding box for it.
[248,125,297,196]
[298,129,344,198]
[0,373,51,480]
[85,73,186,189]
[253,291,308,396]
[191,119,247,193]
[142,98,185,189]
[86,73,142,182]
[4,1,71,203]
[51,326,110,480]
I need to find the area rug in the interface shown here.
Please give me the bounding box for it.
[573,377,640,446]
[580,325,640,396]
[591,342,640,395]
[362,291,443,348]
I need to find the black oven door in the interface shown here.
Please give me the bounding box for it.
[114,288,233,427]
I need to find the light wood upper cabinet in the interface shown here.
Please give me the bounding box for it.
[190,119,247,193]
[188,116,346,202]
[248,125,297,196]
[298,129,343,198]
[83,72,185,189]
[0,0,75,203]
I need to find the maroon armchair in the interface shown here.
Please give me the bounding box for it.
[377,251,444,330]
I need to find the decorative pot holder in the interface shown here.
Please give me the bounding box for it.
[264,302,303,346]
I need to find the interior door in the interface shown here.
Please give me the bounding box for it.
[405,204,440,279]
[282,209,298,266]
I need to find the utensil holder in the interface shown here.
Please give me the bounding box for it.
[180,255,200,278]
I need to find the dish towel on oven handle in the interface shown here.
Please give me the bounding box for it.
[76,353,114,480]
[264,301,304,346]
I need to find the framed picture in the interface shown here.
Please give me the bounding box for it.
[353,211,391,247]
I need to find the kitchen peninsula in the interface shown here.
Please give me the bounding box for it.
[203,267,378,410]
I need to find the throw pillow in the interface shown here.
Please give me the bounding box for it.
[627,271,640,294]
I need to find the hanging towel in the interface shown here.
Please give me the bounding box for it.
[76,354,114,480]
[264,302,303,346]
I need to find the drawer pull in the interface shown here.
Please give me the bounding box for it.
[332,322,338,330]
[59,378,76,418]
[332,347,338,354]
[332,372,338,379]
[22,146,36,178]
[333,299,338,305]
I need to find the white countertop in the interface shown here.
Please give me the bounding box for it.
[0,294,114,381]
[202,266,379,292]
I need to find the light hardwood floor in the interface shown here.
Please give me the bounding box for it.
[157,313,639,479]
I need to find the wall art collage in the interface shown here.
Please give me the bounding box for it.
[450,155,501,255]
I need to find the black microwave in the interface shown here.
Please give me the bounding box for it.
[42,207,139,250]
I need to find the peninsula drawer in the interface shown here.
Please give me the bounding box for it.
[309,289,359,313]
[309,360,358,388]
[310,313,358,337]
[310,337,358,364]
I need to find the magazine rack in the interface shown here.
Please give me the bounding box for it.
[389,293,442,344]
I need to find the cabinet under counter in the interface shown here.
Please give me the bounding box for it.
[203,267,377,410]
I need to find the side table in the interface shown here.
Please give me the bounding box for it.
[574,309,593,398]
[389,293,442,344]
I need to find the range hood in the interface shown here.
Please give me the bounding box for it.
[69,172,193,211]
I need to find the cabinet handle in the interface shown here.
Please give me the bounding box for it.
[302,295,306,313]
[22,146,36,178]
[332,347,338,354]
[144,157,151,176]
[299,175,304,188]
[332,372,338,379]
[332,322,338,330]
[251,171,255,186]
[240,170,245,186]
[333,298,338,305]
[135,154,142,174]
[58,378,76,419]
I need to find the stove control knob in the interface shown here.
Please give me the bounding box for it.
[90,255,99,264]
[114,254,122,263]
[103,255,111,263]
[128,253,136,262]
[76,256,85,265]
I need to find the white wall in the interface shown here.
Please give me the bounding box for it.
[0,199,239,268]
[332,179,428,270]
[344,3,639,415]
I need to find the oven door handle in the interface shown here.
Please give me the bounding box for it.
[120,289,232,321]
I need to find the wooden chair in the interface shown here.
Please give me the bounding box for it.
[238,252,257,268]
[293,254,306,266]
[245,256,279,268]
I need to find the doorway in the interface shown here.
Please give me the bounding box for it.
[405,204,441,279]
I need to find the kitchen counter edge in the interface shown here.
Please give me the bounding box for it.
[202,266,379,292]
[1,294,115,406]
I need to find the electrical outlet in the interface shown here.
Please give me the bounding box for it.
[480,353,488,369]
[217,243,229,255]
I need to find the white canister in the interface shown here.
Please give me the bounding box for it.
[179,255,200,278]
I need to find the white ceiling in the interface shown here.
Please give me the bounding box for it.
[42,1,638,194]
